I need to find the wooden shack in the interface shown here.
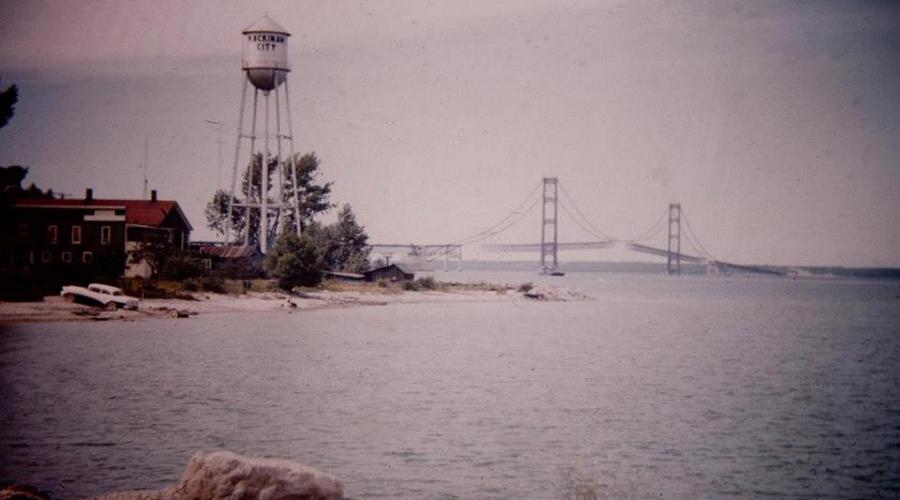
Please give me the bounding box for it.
[323,270,365,282]
[363,264,414,282]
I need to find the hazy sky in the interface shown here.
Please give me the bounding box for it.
[1,0,898,266]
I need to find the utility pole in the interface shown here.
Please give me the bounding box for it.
[541,177,559,273]
[667,202,682,275]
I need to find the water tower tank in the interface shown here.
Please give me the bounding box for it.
[242,15,290,91]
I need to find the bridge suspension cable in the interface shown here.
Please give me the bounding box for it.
[558,197,611,242]
[449,181,543,246]
[557,181,619,241]
[626,209,668,244]
[680,209,717,261]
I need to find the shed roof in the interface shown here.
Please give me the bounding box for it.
[364,263,414,275]
[196,244,258,259]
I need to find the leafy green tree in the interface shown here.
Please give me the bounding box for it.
[265,231,326,290]
[323,204,371,272]
[205,152,332,246]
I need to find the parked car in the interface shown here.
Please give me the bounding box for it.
[60,283,140,310]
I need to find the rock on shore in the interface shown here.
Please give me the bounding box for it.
[522,283,592,301]
[93,450,343,500]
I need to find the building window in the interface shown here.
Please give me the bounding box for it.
[72,225,82,244]
[82,251,93,264]
[202,258,212,270]
[41,250,52,263]
[48,225,58,244]
[18,223,29,236]
[61,251,72,263]
[101,225,111,245]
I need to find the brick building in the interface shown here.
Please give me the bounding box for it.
[1,189,192,281]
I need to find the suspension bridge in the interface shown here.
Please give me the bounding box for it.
[370,177,784,276]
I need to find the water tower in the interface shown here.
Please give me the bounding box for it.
[225,15,302,253]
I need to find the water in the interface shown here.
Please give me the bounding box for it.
[2,272,899,499]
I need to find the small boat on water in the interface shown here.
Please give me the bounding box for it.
[539,267,565,276]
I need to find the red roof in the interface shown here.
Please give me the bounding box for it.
[15,197,193,230]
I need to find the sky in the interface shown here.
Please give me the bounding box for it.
[1,0,899,267]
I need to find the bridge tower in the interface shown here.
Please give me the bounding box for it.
[540,177,559,273]
[667,202,682,274]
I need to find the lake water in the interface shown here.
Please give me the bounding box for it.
[2,272,899,499]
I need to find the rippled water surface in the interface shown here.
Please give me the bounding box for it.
[2,273,900,499]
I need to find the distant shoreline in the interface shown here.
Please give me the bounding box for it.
[453,260,900,279]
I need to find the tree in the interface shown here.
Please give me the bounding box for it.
[0,78,17,129]
[265,230,325,290]
[322,204,371,272]
[1,166,53,212]
[205,152,333,246]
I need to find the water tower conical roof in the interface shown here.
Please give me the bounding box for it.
[243,15,289,35]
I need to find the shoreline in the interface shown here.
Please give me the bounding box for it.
[0,282,591,325]
[0,284,590,324]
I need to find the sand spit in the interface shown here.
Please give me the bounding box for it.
[0,284,591,324]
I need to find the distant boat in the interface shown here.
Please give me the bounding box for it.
[549,270,565,276]
[539,267,566,276]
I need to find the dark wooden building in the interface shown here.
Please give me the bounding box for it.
[191,242,265,278]
[363,264,414,282]
[1,189,192,281]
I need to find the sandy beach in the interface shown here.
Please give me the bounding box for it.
[0,283,588,324]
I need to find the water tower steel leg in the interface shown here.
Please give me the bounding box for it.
[274,86,285,229]
[226,77,249,244]
[245,88,260,246]
[261,92,271,254]
[283,80,302,236]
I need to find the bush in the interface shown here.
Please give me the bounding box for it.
[517,282,534,293]
[402,281,419,291]
[182,278,199,292]
[377,279,388,288]
[217,257,266,279]
[265,232,325,290]
[415,276,437,290]
[161,254,205,280]
[200,275,227,294]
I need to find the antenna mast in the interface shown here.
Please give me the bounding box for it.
[142,137,149,200]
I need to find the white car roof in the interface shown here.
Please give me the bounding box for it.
[88,283,123,293]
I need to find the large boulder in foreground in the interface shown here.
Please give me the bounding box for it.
[94,450,343,500]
